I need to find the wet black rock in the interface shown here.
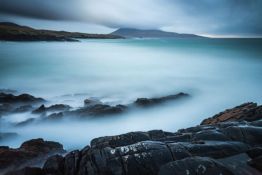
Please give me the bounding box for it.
[32,104,71,114]
[246,147,262,159]
[43,155,64,175]
[159,156,234,175]
[70,104,127,117]
[134,92,189,107]
[247,147,262,171]
[91,130,174,149]
[248,156,262,172]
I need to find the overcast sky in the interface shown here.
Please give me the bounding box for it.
[0,0,261,37]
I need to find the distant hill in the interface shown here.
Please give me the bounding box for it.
[111,28,204,38]
[0,22,124,41]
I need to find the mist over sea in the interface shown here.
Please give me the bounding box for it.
[0,38,262,150]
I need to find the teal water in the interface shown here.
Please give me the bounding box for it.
[0,38,262,149]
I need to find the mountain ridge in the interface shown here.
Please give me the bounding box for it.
[111,28,205,38]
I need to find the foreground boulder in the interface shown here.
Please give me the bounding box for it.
[0,138,65,174]
[18,119,261,175]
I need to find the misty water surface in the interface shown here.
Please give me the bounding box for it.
[0,38,262,149]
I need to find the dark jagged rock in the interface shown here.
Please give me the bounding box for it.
[201,102,262,125]
[91,130,174,149]
[248,156,262,172]
[32,104,71,114]
[134,92,189,107]
[20,138,64,153]
[246,147,262,159]
[191,129,230,141]
[0,138,65,173]
[70,104,127,117]
[27,122,256,175]
[43,155,64,175]
[67,93,188,118]
[0,93,44,116]
[0,93,44,104]
[221,125,262,145]
[32,105,45,114]
[159,157,234,175]
[34,140,249,175]
[246,147,262,171]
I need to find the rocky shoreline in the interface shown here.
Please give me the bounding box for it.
[0,98,261,175]
[0,92,190,127]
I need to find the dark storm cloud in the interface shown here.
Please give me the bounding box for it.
[0,0,261,36]
[0,0,78,20]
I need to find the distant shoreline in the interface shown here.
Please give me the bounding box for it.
[0,22,124,42]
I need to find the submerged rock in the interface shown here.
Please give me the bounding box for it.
[134,92,189,107]
[70,104,127,117]
[0,93,45,117]
[67,93,188,118]
[32,104,71,114]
